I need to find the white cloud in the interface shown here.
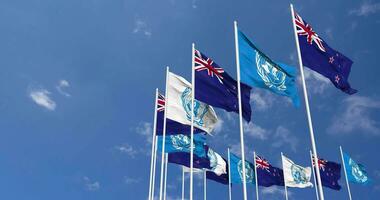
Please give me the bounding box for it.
[56,79,71,97]
[133,19,152,37]
[136,122,153,143]
[115,143,138,158]
[29,88,56,111]
[301,67,330,94]
[244,122,269,140]
[350,1,380,16]
[328,96,380,135]
[272,126,298,152]
[261,186,291,197]
[213,118,224,135]
[124,177,141,184]
[192,0,198,8]
[325,28,333,40]
[83,176,100,191]
[250,91,274,111]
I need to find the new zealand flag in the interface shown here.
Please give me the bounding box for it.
[168,152,211,170]
[294,12,357,94]
[255,155,284,187]
[206,171,229,185]
[313,156,342,190]
[156,93,203,135]
[194,49,252,122]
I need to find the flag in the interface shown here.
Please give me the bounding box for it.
[182,166,203,173]
[194,49,252,122]
[207,147,227,176]
[343,152,370,185]
[230,153,255,184]
[293,11,357,94]
[157,134,207,158]
[255,154,284,187]
[312,155,342,190]
[168,152,211,170]
[156,92,203,135]
[238,30,300,106]
[166,72,218,134]
[282,155,313,188]
[206,171,229,185]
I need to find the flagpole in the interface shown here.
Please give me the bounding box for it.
[148,89,159,200]
[289,4,325,200]
[281,152,289,200]
[309,150,320,200]
[228,148,232,200]
[152,135,158,200]
[182,167,185,200]
[190,42,195,200]
[204,169,207,200]
[159,67,170,200]
[164,153,168,200]
[233,20,248,200]
[340,146,352,200]
[253,151,259,200]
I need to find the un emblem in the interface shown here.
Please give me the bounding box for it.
[290,164,308,184]
[237,160,254,183]
[170,134,191,151]
[208,148,218,171]
[181,87,209,127]
[255,51,287,91]
[349,158,368,183]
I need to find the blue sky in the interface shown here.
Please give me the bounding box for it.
[0,0,379,199]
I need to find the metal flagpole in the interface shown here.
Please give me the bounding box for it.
[309,150,320,200]
[152,135,159,200]
[182,167,185,200]
[253,152,259,200]
[233,20,248,200]
[289,4,325,200]
[164,153,168,200]
[228,148,232,200]
[204,169,207,200]
[148,89,159,200]
[340,146,352,200]
[281,152,289,200]
[190,43,195,200]
[159,67,170,200]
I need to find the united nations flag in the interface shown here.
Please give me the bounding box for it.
[238,30,300,107]
[282,154,313,188]
[157,134,207,158]
[343,152,371,185]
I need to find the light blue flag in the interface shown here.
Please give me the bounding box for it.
[157,134,207,158]
[238,30,300,107]
[230,153,255,184]
[343,152,371,185]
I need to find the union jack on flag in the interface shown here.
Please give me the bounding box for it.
[157,93,165,112]
[255,155,270,172]
[294,12,326,52]
[194,49,225,83]
[312,155,327,171]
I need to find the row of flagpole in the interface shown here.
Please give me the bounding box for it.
[146,4,361,200]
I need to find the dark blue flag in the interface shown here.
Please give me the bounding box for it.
[313,156,342,190]
[194,49,252,122]
[294,12,357,94]
[156,93,203,135]
[255,155,284,187]
[206,171,229,185]
[168,152,211,170]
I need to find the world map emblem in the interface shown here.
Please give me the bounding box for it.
[237,160,254,183]
[207,148,218,172]
[290,164,308,184]
[170,134,191,151]
[255,50,287,91]
[349,158,368,183]
[181,87,209,127]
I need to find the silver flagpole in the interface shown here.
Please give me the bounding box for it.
[281,152,288,200]
[253,152,259,200]
[182,167,185,200]
[163,153,168,200]
[159,67,170,200]
[228,148,232,200]
[233,20,248,200]
[204,169,207,200]
[148,89,159,200]
[152,135,159,200]
[309,150,320,200]
[190,43,195,200]
[289,4,325,200]
[340,146,352,200]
